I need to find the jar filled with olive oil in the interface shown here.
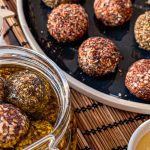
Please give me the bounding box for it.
[0,45,77,150]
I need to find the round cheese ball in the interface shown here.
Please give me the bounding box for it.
[94,0,133,26]
[16,120,53,150]
[47,4,88,43]
[0,77,5,100]
[5,70,50,114]
[134,11,150,51]
[42,0,78,8]
[78,37,121,76]
[125,59,150,100]
[0,104,29,148]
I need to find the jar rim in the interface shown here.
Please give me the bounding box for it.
[0,45,70,147]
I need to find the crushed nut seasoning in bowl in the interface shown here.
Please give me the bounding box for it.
[0,45,77,150]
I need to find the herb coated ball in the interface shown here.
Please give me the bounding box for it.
[125,59,150,100]
[5,70,50,114]
[94,0,133,26]
[0,77,4,100]
[0,104,29,148]
[16,120,53,150]
[47,4,88,43]
[42,0,77,8]
[78,37,121,76]
[134,11,150,51]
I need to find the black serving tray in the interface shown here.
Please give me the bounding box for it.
[17,0,150,113]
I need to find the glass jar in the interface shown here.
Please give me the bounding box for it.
[0,45,77,150]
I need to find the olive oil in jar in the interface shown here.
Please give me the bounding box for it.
[0,64,77,150]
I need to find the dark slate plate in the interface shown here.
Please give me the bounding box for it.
[19,0,150,112]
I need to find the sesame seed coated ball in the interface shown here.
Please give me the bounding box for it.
[134,11,150,51]
[0,104,29,148]
[16,120,53,150]
[78,37,121,76]
[0,77,4,100]
[47,4,88,43]
[42,0,78,8]
[5,70,50,114]
[94,0,133,26]
[125,59,150,100]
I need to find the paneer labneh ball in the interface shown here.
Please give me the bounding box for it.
[47,4,88,42]
[42,0,78,8]
[78,37,121,76]
[134,11,150,51]
[0,77,5,100]
[94,0,133,26]
[16,120,52,150]
[125,59,150,100]
[0,104,29,148]
[5,70,50,114]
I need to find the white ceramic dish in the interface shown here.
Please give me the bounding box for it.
[128,119,150,150]
[16,0,150,114]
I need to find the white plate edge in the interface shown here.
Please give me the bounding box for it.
[16,0,150,114]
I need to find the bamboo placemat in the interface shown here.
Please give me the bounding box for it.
[1,0,150,150]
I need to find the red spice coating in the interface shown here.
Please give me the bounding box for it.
[78,37,121,76]
[125,59,150,100]
[0,104,29,148]
[94,0,133,26]
[47,4,88,43]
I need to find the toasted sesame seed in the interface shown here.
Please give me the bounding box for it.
[47,4,88,43]
[134,11,150,51]
[78,37,121,76]
[125,59,150,100]
[94,0,133,26]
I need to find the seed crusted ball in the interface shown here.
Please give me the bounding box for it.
[78,37,121,76]
[94,0,133,26]
[16,120,53,150]
[42,0,77,8]
[0,77,4,100]
[5,70,50,114]
[125,59,150,100]
[47,4,88,43]
[41,98,59,124]
[134,11,150,51]
[0,104,29,148]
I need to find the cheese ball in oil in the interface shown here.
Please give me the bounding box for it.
[0,104,29,148]
[0,77,5,100]
[16,120,53,150]
[5,70,50,114]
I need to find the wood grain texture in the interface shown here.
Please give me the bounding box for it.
[1,0,150,149]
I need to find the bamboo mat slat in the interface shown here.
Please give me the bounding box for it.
[1,0,150,150]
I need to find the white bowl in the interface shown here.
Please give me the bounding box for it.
[128,119,150,150]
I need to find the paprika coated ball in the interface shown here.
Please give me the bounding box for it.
[0,104,29,148]
[125,59,150,100]
[78,37,121,76]
[94,0,133,26]
[47,4,88,43]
